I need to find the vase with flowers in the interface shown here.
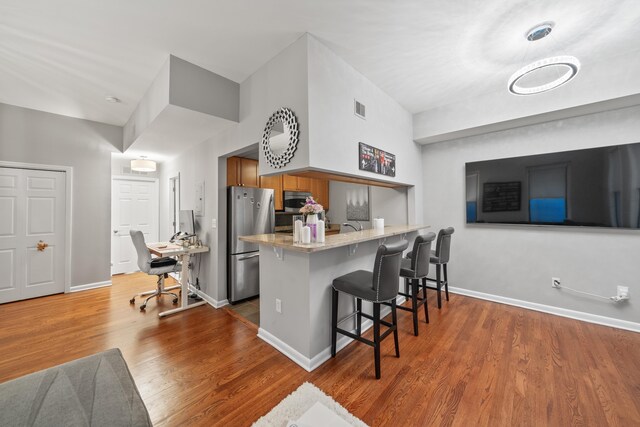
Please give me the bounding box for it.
[300,196,324,241]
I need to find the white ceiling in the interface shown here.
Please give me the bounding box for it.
[1,0,640,127]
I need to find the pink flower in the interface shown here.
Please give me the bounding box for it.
[300,196,323,214]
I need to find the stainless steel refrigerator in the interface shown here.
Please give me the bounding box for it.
[227,186,275,303]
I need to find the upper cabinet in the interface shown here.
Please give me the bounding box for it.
[227,157,258,187]
[284,174,329,211]
[227,160,329,212]
[282,175,311,192]
[259,174,283,211]
[310,178,330,211]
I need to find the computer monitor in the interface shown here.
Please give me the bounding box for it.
[178,210,196,235]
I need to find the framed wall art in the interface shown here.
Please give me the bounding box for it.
[359,142,396,177]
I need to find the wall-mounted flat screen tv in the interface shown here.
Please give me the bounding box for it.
[465,142,640,229]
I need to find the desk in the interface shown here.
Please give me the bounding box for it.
[147,242,209,317]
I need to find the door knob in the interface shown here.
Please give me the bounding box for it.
[37,241,49,252]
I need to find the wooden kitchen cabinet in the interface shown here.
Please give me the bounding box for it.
[282,174,297,191]
[259,174,283,211]
[226,157,240,186]
[282,174,311,192]
[240,158,258,187]
[228,161,330,213]
[227,157,258,187]
[297,177,311,192]
[283,174,329,211]
[310,178,330,211]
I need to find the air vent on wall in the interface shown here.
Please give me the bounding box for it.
[354,99,366,119]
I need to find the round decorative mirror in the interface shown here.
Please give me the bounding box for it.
[261,107,299,169]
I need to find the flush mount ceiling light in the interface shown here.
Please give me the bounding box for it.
[508,22,580,96]
[105,96,120,103]
[131,157,156,172]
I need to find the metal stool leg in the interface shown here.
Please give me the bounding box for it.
[444,263,449,301]
[422,277,429,323]
[356,298,362,337]
[391,299,400,358]
[411,279,419,336]
[331,288,338,357]
[436,264,442,309]
[373,303,381,379]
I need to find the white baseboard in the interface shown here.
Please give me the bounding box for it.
[69,281,111,293]
[258,295,405,372]
[214,298,229,308]
[258,328,315,372]
[188,285,229,309]
[449,286,640,333]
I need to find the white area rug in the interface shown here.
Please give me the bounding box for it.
[252,382,368,427]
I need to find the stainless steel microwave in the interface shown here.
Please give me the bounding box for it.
[283,191,312,212]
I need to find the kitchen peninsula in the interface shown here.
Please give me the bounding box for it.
[239,224,428,371]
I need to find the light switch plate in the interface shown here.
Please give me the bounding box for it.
[211,218,217,228]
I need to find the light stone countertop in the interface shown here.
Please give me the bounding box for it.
[238,224,429,253]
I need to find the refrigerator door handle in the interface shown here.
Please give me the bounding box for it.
[238,253,260,261]
[269,193,275,230]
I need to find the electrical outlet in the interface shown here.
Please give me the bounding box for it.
[617,286,630,299]
[552,277,561,288]
[275,298,282,314]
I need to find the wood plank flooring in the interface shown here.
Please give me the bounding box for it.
[1,273,639,426]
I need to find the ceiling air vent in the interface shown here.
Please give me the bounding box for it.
[354,99,366,119]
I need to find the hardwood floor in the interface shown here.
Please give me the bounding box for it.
[1,273,639,426]
[226,297,260,326]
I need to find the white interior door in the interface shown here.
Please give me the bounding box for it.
[0,167,66,304]
[111,178,159,275]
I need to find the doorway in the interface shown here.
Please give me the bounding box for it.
[111,176,159,275]
[0,166,68,303]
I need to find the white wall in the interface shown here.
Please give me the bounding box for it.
[421,104,640,325]
[0,102,122,287]
[123,57,170,150]
[306,35,423,224]
[169,55,239,123]
[158,35,312,302]
[159,137,218,296]
[157,34,425,305]
[251,35,310,176]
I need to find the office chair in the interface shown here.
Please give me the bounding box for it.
[129,230,181,311]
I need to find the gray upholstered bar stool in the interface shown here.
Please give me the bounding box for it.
[386,232,436,336]
[331,240,408,379]
[412,227,454,308]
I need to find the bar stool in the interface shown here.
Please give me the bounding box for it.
[331,240,408,379]
[386,232,436,336]
[417,227,454,308]
[407,227,455,308]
